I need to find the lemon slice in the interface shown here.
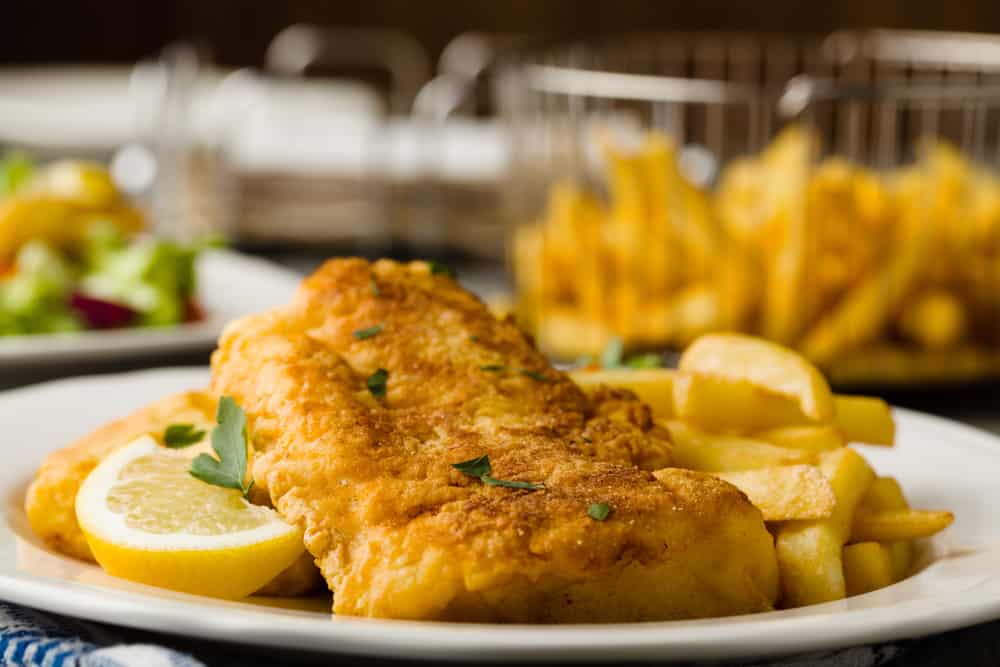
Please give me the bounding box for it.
[76,435,304,599]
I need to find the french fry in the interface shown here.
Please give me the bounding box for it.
[851,509,954,543]
[756,424,844,453]
[673,372,814,433]
[834,395,895,446]
[776,448,876,606]
[679,333,834,421]
[570,368,676,418]
[860,477,908,512]
[666,421,814,472]
[715,465,835,521]
[859,477,913,581]
[843,542,895,597]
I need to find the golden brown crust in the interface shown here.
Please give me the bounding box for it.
[211,258,778,621]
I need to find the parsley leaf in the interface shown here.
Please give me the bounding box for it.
[518,368,550,382]
[600,338,624,369]
[367,368,389,398]
[189,396,253,498]
[369,276,382,296]
[163,423,206,448]
[480,364,507,372]
[483,476,544,490]
[353,324,383,340]
[428,261,456,279]
[451,455,491,477]
[626,353,663,369]
[451,454,543,491]
[587,502,612,521]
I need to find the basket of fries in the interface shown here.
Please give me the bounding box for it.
[501,30,1000,386]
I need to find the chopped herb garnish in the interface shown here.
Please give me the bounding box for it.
[626,353,663,369]
[366,368,389,398]
[369,277,382,296]
[189,396,253,498]
[600,338,624,369]
[163,423,206,448]
[588,502,612,521]
[469,335,480,343]
[451,454,543,491]
[428,261,456,279]
[353,324,383,340]
[518,368,550,382]
[451,455,492,478]
[480,364,507,372]
[581,435,593,443]
[482,476,544,490]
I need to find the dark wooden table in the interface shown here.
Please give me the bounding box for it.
[5,252,1000,667]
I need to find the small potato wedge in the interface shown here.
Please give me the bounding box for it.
[776,448,876,606]
[843,542,895,597]
[673,372,814,433]
[834,395,895,446]
[570,368,676,418]
[851,509,954,543]
[679,333,835,421]
[756,424,845,453]
[666,421,814,472]
[715,465,835,521]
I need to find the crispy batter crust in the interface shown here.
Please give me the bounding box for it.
[210,258,778,621]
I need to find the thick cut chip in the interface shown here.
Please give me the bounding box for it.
[673,372,814,433]
[756,425,844,453]
[714,465,836,521]
[843,542,894,597]
[679,333,834,421]
[570,368,676,418]
[834,395,895,446]
[666,421,814,472]
[776,448,875,606]
[851,509,954,543]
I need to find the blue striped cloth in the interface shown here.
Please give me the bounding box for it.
[0,601,203,667]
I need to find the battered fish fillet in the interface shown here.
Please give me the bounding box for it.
[210,258,779,622]
[24,390,322,596]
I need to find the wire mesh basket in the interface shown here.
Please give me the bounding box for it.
[499,30,1000,386]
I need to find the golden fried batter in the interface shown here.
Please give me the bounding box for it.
[210,258,778,621]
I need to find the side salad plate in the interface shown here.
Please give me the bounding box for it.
[0,251,299,367]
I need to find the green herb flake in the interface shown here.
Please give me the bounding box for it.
[518,368,550,382]
[163,423,206,448]
[428,261,456,279]
[600,338,624,369]
[189,396,253,498]
[626,353,663,369]
[451,454,543,491]
[469,335,480,343]
[581,435,593,443]
[369,277,382,296]
[587,502,612,521]
[483,476,544,490]
[480,364,507,372]
[451,454,492,478]
[366,368,389,398]
[353,324,384,340]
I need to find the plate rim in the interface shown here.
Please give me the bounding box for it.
[2,367,1000,662]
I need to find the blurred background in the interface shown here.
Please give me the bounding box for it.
[5,0,1000,424]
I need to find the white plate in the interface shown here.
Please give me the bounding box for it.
[1,368,998,663]
[0,250,300,367]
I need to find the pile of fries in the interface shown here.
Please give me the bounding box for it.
[514,126,1000,384]
[571,333,953,606]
